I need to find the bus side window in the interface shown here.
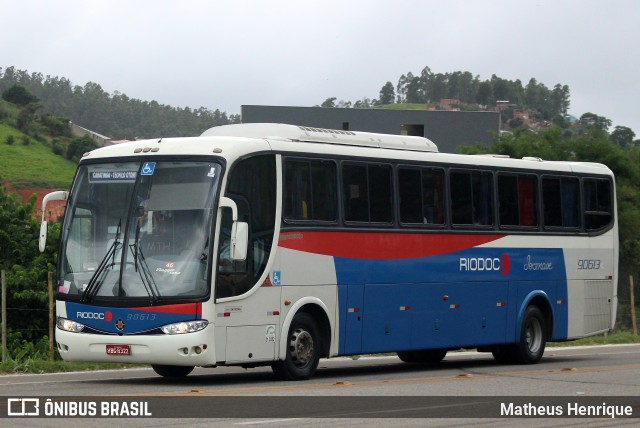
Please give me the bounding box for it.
[399,167,445,225]
[284,159,337,222]
[451,170,493,227]
[584,178,612,230]
[498,174,538,228]
[342,163,393,224]
[217,155,276,299]
[543,176,580,229]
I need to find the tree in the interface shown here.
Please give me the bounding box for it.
[378,82,395,105]
[491,75,510,101]
[2,84,39,106]
[551,84,570,115]
[580,112,612,132]
[66,134,99,161]
[476,81,493,105]
[320,97,337,108]
[16,102,42,132]
[610,126,636,148]
[0,184,59,344]
[403,72,426,103]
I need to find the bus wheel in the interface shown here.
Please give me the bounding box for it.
[272,312,320,381]
[397,349,447,364]
[151,364,194,377]
[491,346,516,364]
[515,305,547,364]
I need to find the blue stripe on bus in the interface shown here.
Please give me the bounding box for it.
[335,248,568,355]
[64,302,202,334]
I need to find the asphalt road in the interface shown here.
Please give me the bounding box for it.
[2,344,639,426]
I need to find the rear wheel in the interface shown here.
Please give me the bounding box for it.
[515,305,546,364]
[492,305,547,365]
[151,364,194,377]
[491,346,515,364]
[397,349,447,364]
[272,312,321,380]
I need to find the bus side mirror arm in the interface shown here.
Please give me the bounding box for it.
[219,197,249,261]
[39,191,68,253]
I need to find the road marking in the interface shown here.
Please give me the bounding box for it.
[118,362,640,397]
[235,419,303,425]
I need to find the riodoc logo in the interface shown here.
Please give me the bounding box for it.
[76,311,113,322]
[459,253,511,276]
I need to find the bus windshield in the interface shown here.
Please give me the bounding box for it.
[59,160,221,303]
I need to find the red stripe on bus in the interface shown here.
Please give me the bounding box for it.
[131,303,202,315]
[278,231,504,259]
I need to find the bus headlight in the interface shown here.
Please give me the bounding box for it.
[161,320,208,335]
[56,317,86,333]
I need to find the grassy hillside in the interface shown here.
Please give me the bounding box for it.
[0,123,76,189]
[374,103,434,110]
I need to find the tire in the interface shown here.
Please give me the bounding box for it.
[397,349,447,364]
[151,364,194,378]
[272,312,321,381]
[514,305,547,364]
[491,346,515,364]
[492,306,547,365]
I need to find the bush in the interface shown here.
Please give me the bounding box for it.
[1,84,39,106]
[52,140,65,156]
[5,135,15,145]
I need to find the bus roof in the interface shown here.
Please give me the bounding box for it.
[81,124,613,177]
[201,123,439,153]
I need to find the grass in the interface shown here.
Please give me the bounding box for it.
[548,330,640,347]
[0,123,76,188]
[0,359,143,375]
[374,103,435,110]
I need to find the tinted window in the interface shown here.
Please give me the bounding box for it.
[498,174,538,227]
[342,163,393,223]
[217,155,276,298]
[399,167,445,225]
[284,159,337,222]
[450,170,493,226]
[543,176,580,228]
[583,178,612,230]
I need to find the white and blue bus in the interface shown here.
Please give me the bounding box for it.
[40,123,618,380]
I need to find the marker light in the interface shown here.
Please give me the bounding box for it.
[161,320,208,335]
[56,317,86,333]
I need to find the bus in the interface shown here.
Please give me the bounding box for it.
[40,123,618,380]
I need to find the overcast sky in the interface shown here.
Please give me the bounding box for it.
[2,0,639,135]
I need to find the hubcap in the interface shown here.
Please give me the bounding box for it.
[289,328,314,367]
[525,318,543,354]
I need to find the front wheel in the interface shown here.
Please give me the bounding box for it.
[151,364,194,378]
[272,312,321,381]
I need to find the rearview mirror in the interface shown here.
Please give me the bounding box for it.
[219,197,249,261]
[38,221,48,253]
[39,191,68,252]
[231,221,249,261]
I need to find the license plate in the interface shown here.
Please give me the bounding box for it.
[106,344,131,356]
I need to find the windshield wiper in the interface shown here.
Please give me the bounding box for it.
[82,219,122,303]
[129,224,160,302]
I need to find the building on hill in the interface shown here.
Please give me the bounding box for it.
[69,122,112,146]
[241,105,500,153]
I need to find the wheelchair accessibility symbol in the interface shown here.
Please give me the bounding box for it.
[141,162,156,175]
[272,271,281,286]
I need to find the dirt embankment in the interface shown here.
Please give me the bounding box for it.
[4,182,67,220]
